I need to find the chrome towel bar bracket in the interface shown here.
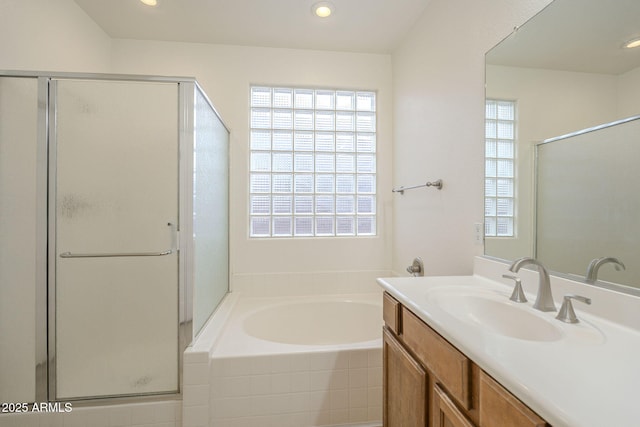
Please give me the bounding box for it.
[392,179,443,194]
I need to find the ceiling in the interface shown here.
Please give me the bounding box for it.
[73,0,431,54]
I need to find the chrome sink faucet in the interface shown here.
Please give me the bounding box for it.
[585,257,625,283]
[508,257,556,312]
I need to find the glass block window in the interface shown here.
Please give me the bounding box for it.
[485,99,515,237]
[250,86,377,237]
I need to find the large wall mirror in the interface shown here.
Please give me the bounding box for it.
[484,0,640,293]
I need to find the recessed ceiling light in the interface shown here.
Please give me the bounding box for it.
[624,37,640,49]
[140,0,158,6]
[312,2,334,18]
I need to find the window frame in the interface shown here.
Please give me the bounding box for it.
[248,86,378,238]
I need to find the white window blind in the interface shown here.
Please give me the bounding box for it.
[485,99,516,237]
[249,86,377,238]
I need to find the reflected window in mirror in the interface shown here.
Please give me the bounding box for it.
[485,99,516,237]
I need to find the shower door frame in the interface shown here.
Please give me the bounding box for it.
[47,73,190,402]
[35,76,51,403]
[0,71,205,404]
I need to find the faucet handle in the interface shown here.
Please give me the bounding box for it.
[502,274,527,303]
[406,257,424,277]
[556,294,592,323]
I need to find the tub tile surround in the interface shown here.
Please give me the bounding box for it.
[183,271,389,427]
[209,349,382,426]
[183,292,240,427]
[378,256,640,427]
[0,400,182,427]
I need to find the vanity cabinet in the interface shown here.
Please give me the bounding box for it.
[382,292,549,427]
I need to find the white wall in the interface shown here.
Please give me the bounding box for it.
[391,0,553,276]
[0,0,111,72]
[109,40,394,284]
[617,66,640,118]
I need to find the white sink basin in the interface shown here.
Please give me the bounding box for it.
[427,287,563,342]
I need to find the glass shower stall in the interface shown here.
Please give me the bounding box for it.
[0,72,229,403]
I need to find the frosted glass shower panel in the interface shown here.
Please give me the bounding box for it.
[536,117,640,287]
[192,87,229,334]
[53,80,179,399]
[0,77,39,403]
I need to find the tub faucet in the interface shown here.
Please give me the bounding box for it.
[508,257,556,312]
[406,257,424,277]
[585,257,625,283]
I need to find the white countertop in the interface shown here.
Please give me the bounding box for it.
[377,273,640,427]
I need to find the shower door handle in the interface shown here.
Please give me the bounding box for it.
[60,249,173,258]
[60,222,176,259]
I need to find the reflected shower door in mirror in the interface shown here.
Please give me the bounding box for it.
[536,116,640,288]
[484,0,640,292]
[53,79,179,399]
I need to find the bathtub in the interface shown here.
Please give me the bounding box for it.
[191,292,384,427]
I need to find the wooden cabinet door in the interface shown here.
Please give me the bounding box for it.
[433,383,476,427]
[383,328,427,427]
[479,372,548,427]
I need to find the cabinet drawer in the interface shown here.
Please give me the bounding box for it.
[383,292,401,334]
[479,371,548,427]
[401,309,471,409]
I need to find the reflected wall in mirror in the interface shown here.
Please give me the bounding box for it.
[484,0,640,292]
